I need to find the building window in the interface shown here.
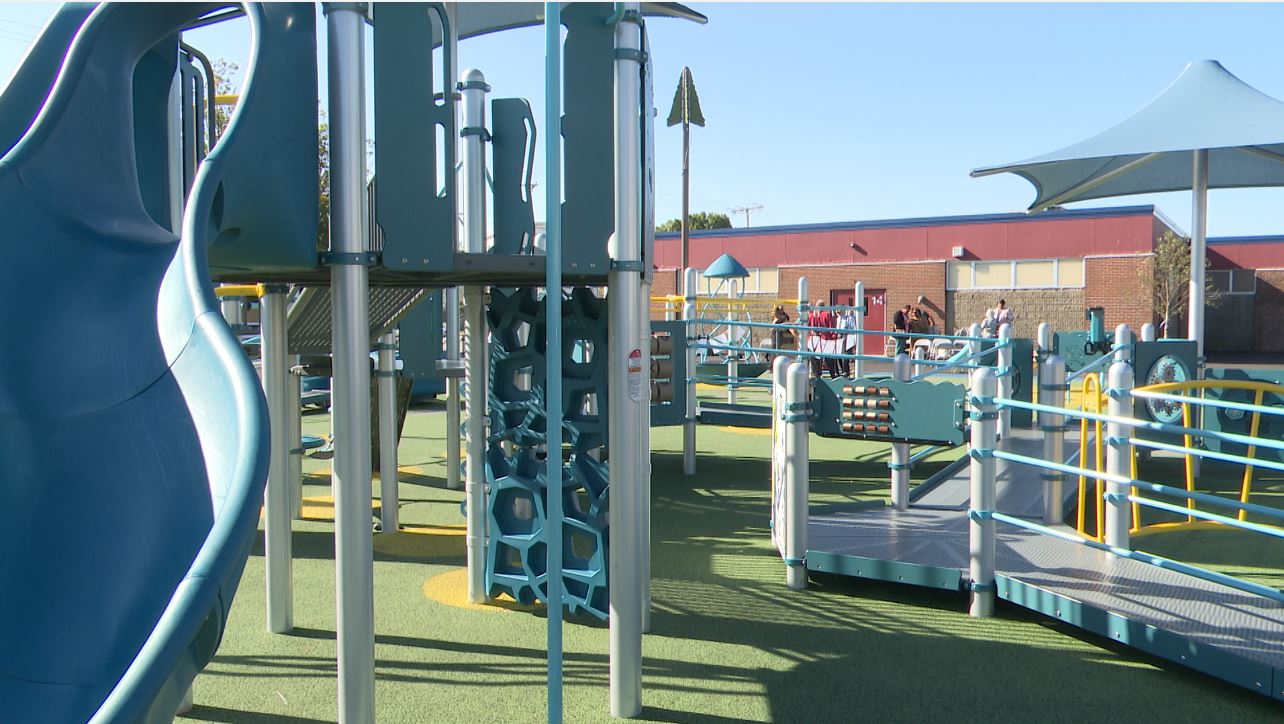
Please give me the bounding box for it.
[947,258,1086,290]
[1209,269,1257,295]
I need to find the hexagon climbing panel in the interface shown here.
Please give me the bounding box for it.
[485,287,610,619]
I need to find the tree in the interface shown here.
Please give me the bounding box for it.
[657,211,732,232]
[1148,230,1220,338]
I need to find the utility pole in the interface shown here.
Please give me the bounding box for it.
[730,203,763,228]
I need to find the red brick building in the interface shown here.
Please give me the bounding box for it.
[651,205,1284,354]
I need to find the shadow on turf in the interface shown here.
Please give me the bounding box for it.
[181,705,330,723]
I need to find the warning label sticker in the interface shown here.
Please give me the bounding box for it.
[628,348,642,402]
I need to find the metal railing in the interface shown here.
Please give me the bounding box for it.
[966,359,1284,617]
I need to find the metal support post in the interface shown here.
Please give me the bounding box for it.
[262,288,292,633]
[996,323,1013,439]
[797,277,809,353]
[446,290,462,490]
[377,333,399,533]
[1036,322,1051,427]
[1140,322,1155,343]
[288,355,303,519]
[853,281,865,378]
[727,279,738,405]
[784,360,810,590]
[608,2,644,715]
[890,353,912,510]
[682,268,697,475]
[461,68,490,605]
[325,4,373,720]
[969,368,998,618]
[1105,361,1134,549]
[1040,355,1066,525]
[1114,323,1132,364]
[640,278,652,634]
[1189,148,1208,364]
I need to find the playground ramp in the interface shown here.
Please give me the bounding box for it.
[807,429,1284,700]
[0,5,317,721]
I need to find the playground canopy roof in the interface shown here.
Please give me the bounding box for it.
[704,252,749,279]
[970,60,1284,211]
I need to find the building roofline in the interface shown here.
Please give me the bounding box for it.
[655,205,1161,240]
[1208,235,1284,245]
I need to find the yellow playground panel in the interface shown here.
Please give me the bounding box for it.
[1068,374,1284,540]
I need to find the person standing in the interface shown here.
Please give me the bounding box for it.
[771,305,793,357]
[993,298,1015,328]
[892,304,911,355]
[808,299,837,378]
[836,305,857,377]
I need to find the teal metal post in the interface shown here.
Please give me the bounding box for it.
[544,4,565,721]
[890,353,911,510]
[969,368,997,618]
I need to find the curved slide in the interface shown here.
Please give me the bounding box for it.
[0,4,315,722]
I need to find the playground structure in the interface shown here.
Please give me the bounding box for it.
[0,2,708,722]
[761,300,1284,699]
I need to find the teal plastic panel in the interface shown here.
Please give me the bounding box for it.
[649,320,687,426]
[490,97,535,255]
[398,292,444,379]
[1131,340,1198,446]
[374,3,456,271]
[1009,337,1034,428]
[135,34,180,231]
[812,376,966,445]
[807,550,963,590]
[206,4,319,276]
[1203,367,1284,463]
[559,3,614,278]
[0,4,93,158]
[1053,330,1109,375]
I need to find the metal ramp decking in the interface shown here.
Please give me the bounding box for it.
[287,286,428,355]
[806,428,1284,701]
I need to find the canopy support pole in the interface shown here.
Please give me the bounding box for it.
[1189,148,1208,365]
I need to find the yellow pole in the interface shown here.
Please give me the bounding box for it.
[1238,389,1266,522]
[1093,374,1105,542]
[1182,403,1195,523]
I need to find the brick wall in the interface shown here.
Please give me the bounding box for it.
[1085,255,1155,332]
[1256,271,1284,352]
[779,261,947,329]
[947,289,1085,338]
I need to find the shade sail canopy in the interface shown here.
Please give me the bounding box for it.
[704,253,749,278]
[971,60,1284,210]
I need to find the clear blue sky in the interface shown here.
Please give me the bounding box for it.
[5,3,1284,237]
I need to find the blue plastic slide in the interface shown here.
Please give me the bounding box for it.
[0,4,316,721]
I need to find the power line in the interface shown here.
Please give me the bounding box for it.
[0,16,42,31]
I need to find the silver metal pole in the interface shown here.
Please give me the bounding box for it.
[1105,361,1134,549]
[1036,322,1051,429]
[996,323,1013,439]
[890,353,911,510]
[289,354,303,519]
[640,278,652,634]
[325,5,374,721]
[1114,323,1132,364]
[377,333,399,533]
[460,67,490,604]
[853,281,864,378]
[262,288,293,633]
[726,278,738,405]
[784,360,810,590]
[682,268,697,475]
[1040,355,1066,525]
[797,277,809,353]
[609,4,644,716]
[444,4,463,493]
[969,368,997,618]
[1140,322,1156,342]
[1189,149,1209,363]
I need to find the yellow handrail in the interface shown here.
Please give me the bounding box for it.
[214,283,265,299]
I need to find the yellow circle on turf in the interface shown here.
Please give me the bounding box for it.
[421,568,541,614]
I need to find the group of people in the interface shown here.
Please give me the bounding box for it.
[979,299,1016,337]
[891,304,938,354]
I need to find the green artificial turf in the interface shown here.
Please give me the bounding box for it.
[178,389,1284,723]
